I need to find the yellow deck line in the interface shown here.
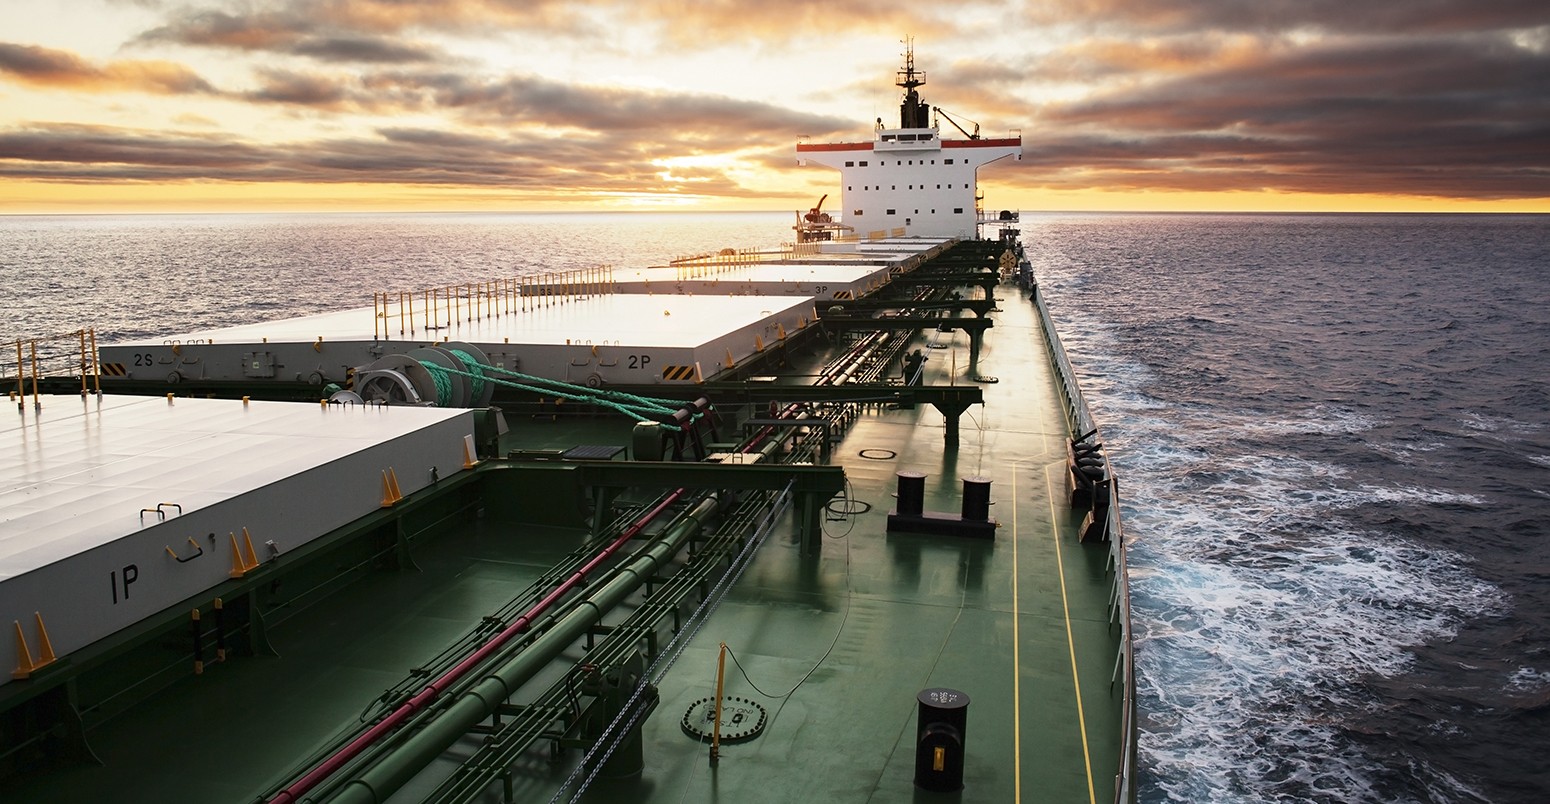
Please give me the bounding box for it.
[1012,467,1022,804]
[1047,463,1097,804]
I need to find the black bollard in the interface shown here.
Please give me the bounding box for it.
[914,687,970,792]
[896,471,926,517]
[961,476,991,522]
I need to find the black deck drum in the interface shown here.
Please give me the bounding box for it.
[896,471,927,517]
[914,687,969,792]
[961,476,991,521]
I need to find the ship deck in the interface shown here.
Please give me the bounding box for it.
[9,286,1123,803]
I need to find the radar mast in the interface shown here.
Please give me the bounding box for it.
[897,37,930,129]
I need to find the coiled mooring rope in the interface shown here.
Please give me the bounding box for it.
[418,360,455,406]
[446,349,487,402]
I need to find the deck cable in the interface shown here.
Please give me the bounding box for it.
[731,506,853,723]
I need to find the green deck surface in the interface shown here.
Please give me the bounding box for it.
[603,288,1123,803]
[10,287,1123,803]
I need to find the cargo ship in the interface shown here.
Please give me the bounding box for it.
[1,44,1137,803]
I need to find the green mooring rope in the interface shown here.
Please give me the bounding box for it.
[418,361,455,406]
[411,354,712,427]
[447,349,487,402]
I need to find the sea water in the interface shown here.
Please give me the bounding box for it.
[2,210,1546,802]
[1029,213,1549,804]
[0,211,786,341]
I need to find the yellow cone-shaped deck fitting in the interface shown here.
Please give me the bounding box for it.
[11,612,57,679]
[381,468,403,507]
[462,434,479,469]
[241,527,259,570]
[228,533,247,578]
[34,613,54,665]
[381,470,396,507]
[11,620,36,679]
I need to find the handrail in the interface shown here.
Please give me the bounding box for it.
[371,268,619,339]
[1030,280,1139,804]
[5,328,102,407]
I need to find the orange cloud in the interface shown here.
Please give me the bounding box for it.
[0,42,213,94]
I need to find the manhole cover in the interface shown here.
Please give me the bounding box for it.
[681,695,768,743]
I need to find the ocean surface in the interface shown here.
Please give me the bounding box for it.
[1030,213,1550,804]
[2,210,1547,802]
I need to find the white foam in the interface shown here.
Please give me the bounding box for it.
[1506,666,1549,694]
[1049,309,1505,801]
[1459,411,1547,436]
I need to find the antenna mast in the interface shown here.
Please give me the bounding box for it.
[896,37,930,129]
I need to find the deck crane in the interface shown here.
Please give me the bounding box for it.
[804,194,832,223]
[934,108,980,140]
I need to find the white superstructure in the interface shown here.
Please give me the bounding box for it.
[797,43,1021,239]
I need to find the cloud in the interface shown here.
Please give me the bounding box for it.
[0,116,812,200]
[138,0,992,54]
[288,36,438,64]
[135,1,588,58]
[1024,0,1550,35]
[245,68,351,107]
[0,42,214,94]
[136,7,445,64]
[7,0,1546,205]
[234,66,853,145]
[1014,33,1550,199]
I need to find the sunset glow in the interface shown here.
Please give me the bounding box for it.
[2,1,1546,214]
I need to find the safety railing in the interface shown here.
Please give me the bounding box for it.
[978,210,1021,225]
[372,267,618,339]
[6,329,103,408]
[667,245,794,276]
[1030,281,1139,804]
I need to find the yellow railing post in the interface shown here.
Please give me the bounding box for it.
[14,339,23,405]
[29,339,41,408]
[89,328,100,394]
[77,329,87,395]
[711,641,727,762]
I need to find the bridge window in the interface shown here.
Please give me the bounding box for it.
[954,208,964,214]
[845,161,854,167]
[853,209,863,216]
[886,209,896,215]
[945,158,954,165]
[859,161,868,167]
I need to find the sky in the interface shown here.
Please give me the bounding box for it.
[0,0,1546,214]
